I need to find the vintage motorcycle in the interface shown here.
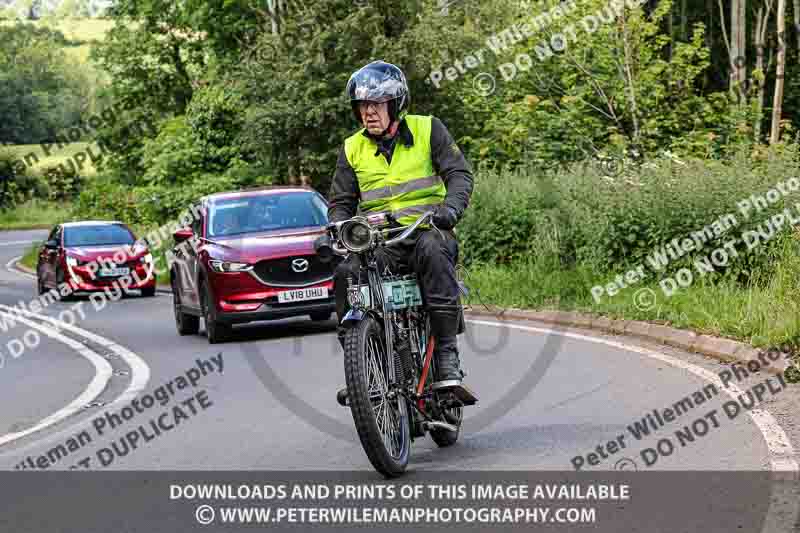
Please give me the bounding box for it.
[315,210,478,477]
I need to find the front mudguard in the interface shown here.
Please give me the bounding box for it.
[340,308,366,328]
[340,308,383,329]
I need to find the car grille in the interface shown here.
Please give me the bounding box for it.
[252,255,334,287]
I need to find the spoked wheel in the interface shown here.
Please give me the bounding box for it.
[343,316,410,477]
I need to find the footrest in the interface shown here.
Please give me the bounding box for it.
[336,388,349,407]
[432,381,479,406]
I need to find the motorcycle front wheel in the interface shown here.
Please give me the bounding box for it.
[344,316,411,477]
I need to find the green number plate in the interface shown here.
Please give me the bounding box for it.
[358,279,422,311]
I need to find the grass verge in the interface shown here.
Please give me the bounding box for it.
[129,224,173,287]
[20,243,40,271]
[0,199,72,230]
[5,142,98,176]
[465,252,800,349]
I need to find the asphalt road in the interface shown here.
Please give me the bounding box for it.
[0,228,796,475]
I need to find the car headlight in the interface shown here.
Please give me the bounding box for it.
[139,253,153,264]
[340,219,373,252]
[209,259,253,273]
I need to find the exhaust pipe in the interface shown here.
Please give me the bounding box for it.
[422,420,458,433]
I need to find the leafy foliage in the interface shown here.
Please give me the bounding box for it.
[0,150,48,207]
[39,163,84,201]
[0,23,92,144]
[459,143,800,292]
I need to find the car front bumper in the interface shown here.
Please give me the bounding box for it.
[215,297,336,324]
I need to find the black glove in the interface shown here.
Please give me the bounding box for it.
[431,205,458,230]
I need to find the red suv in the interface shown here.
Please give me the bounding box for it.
[170,187,338,343]
[37,221,157,299]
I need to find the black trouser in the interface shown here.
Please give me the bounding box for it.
[334,228,463,339]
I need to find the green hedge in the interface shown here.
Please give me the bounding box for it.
[458,144,800,288]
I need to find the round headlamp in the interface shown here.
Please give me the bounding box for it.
[340,219,373,252]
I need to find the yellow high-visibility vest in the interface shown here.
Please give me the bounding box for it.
[344,115,446,226]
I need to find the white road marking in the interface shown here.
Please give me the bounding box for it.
[0,304,150,405]
[6,256,36,280]
[0,311,112,447]
[467,318,799,474]
[0,240,38,247]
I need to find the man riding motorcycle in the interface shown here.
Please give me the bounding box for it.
[327,60,474,388]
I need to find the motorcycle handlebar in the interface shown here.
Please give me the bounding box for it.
[324,210,436,257]
[382,211,434,247]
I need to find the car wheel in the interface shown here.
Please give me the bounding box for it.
[172,279,199,336]
[201,280,232,344]
[55,267,74,302]
[36,267,46,295]
[310,311,332,322]
[141,286,156,297]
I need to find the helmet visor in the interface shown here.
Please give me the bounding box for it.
[349,75,406,103]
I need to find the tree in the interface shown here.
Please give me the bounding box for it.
[771,0,787,143]
[0,23,90,144]
[724,0,748,101]
[237,0,470,188]
[54,0,92,19]
[753,0,773,141]
[795,0,800,51]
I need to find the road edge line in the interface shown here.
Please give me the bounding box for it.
[467,318,799,477]
[0,311,112,447]
[466,308,792,376]
[7,256,36,280]
[0,304,151,405]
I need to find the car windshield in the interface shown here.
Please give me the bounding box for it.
[207,192,328,238]
[63,224,136,247]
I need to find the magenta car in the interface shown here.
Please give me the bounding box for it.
[170,187,337,343]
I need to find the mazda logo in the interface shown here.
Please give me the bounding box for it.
[291,258,309,273]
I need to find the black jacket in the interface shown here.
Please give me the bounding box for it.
[327,116,474,224]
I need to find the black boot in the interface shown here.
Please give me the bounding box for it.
[433,336,464,384]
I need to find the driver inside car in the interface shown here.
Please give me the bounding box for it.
[214,210,239,236]
[327,60,474,389]
[247,201,273,231]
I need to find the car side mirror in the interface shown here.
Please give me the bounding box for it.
[44,239,58,250]
[173,228,193,244]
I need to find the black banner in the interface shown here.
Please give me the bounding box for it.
[2,471,799,532]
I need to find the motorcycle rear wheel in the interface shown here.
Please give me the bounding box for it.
[344,316,411,478]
